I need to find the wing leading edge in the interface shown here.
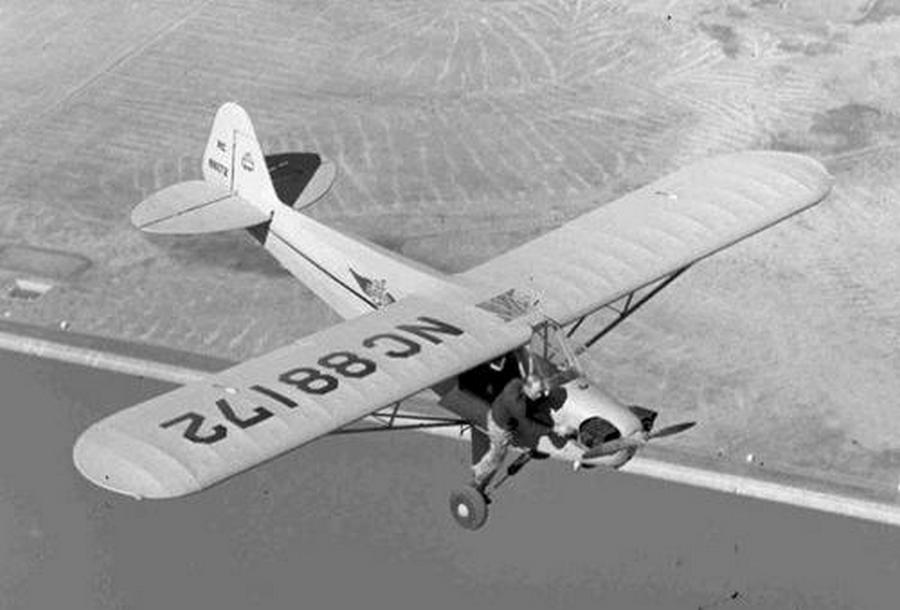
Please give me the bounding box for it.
[73,294,529,499]
[460,151,833,325]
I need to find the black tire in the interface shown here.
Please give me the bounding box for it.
[449,487,489,530]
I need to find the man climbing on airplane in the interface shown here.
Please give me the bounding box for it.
[472,373,554,493]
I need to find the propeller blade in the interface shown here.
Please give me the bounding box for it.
[581,436,644,460]
[647,421,696,440]
[581,421,696,460]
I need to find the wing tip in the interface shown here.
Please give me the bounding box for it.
[72,426,186,500]
[730,149,835,197]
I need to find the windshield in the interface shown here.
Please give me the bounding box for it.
[523,320,582,389]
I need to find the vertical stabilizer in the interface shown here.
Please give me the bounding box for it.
[202,102,280,212]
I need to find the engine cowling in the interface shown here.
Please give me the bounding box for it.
[536,378,644,468]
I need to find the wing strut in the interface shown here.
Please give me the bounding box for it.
[330,406,469,435]
[569,266,690,349]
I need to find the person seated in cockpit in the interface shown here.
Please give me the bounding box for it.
[457,350,522,404]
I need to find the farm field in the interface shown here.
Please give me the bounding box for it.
[2,0,900,525]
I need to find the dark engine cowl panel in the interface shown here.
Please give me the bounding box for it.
[578,416,620,449]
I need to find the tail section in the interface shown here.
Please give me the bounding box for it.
[202,102,280,212]
[133,102,463,319]
[131,102,278,234]
[198,105,462,318]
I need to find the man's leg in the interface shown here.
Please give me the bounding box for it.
[471,418,512,492]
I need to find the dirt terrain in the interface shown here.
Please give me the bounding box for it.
[2,0,900,503]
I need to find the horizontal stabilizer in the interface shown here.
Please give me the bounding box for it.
[131,180,270,234]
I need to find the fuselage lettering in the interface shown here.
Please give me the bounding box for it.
[160,412,227,444]
[161,315,470,445]
[207,158,229,177]
[394,316,464,345]
[216,398,273,429]
[250,384,298,408]
[362,333,421,358]
[318,350,376,378]
[279,367,339,395]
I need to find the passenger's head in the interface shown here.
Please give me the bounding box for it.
[523,374,544,400]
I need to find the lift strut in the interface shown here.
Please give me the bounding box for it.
[568,266,690,349]
[330,404,469,435]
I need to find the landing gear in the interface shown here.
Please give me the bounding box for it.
[449,486,490,530]
[449,449,540,529]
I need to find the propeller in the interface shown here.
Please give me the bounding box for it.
[581,421,696,460]
[647,421,695,439]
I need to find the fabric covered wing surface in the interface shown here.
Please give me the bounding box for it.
[460,151,833,325]
[73,295,530,499]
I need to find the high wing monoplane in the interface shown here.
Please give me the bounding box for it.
[72,103,833,529]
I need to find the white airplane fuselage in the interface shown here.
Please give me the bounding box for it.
[544,376,644,468]
[441,369,645,470]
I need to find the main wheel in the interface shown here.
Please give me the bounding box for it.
[449,486,489,530]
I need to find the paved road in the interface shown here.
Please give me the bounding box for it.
[1,349,899,610]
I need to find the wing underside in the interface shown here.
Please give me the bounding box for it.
[73,294,529,499]
[52,329,900,526]
[460,151,834,325]
[7,306,892,525]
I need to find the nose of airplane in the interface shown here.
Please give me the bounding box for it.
[566,380,644,438]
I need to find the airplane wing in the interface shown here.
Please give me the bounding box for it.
[460,151,833,325]
[34,325,897,525]
[72,293,530,499]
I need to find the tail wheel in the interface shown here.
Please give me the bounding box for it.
[449,487,489,530]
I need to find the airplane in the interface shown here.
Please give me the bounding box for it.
[72,102,833,530]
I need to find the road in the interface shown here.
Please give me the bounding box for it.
[1,348,898,610]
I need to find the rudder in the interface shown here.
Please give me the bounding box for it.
[202,102,280,212]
